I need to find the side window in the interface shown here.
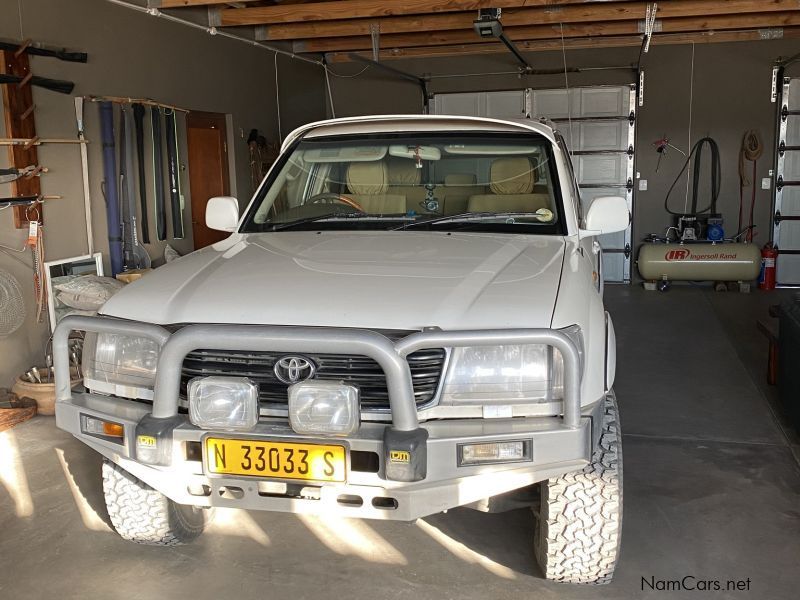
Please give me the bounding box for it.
[556,135,583,222]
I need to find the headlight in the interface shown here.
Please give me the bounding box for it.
[82,332,160,399]
[440,327,583,405]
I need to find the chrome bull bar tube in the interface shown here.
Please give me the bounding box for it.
[54,317,582,431]
[53,315,170,403]
[151,324,419,430]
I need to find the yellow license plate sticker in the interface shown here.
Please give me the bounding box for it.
[205,438,346,482]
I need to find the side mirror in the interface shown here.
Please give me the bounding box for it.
[206,196,239,232]
[579,196,630,239]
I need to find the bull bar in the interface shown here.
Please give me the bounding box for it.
[52,315,592,520]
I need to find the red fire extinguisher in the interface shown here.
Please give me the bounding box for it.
[759,243,778,290]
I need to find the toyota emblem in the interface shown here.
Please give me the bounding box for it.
[273,355,317,384]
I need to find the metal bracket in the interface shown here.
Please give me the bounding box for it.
[638,70,645,107]
[772,66,780,103]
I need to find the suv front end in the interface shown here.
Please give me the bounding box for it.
[55,314,598,521]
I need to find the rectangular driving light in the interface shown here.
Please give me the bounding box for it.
[188,376,259,431]
[288,380,360,436]
[458,440,532,466]
[80,414,124,444]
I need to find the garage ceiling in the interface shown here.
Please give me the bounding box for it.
[155,0,800,62]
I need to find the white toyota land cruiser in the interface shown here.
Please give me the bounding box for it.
[54,115,629,585]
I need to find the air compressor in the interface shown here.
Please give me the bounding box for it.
[637,136,763,289]
[638,240,761,283]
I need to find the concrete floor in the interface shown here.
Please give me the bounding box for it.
[2,285,799,599]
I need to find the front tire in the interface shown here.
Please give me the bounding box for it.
[534,394,623,584]
[102,458,209,545]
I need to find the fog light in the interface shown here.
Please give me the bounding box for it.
[80,414,124,444]
[188,376,258,431]
[458,440,531,466]
[288,380,359,436]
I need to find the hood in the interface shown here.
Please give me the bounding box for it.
[101,231,566,330]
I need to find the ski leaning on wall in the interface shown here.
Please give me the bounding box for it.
[98,101,123,276]
[150,106,167,241]
[164,109,184,239]
[120,107,150,269]
[132,103,150,244]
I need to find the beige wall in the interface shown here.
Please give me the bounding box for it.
[0,0,326,387]
[327,40,799,274]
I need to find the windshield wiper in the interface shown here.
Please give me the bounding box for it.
[266,212,367,231]
[392,211,551,230]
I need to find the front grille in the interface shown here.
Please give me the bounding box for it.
[179,334,446,410]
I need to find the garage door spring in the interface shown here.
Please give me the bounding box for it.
[664,137,721,216]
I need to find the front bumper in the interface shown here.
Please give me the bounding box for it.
[53,316,595,521]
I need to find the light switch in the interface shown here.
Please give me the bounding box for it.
[639,179,648,191]
[762,177,771,190]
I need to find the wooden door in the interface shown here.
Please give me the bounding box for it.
[187,112,230,249]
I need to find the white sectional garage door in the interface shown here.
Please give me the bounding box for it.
[433,85,637,283]
[433,90,528,121]
[774,77,800,286]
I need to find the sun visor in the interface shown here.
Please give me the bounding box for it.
[444,144,542,156]
[303,145,387,163]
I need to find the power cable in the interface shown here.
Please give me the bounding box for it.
[684,43,695,213]
[325,65,371,78]
[324,64,336,118]
[559,23,574,152]
[738,130,764,241]
[274,53,282,142]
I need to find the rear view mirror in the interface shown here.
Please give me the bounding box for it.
[206,196,239,232]
[579,196,630,239]
[388,145,441,161]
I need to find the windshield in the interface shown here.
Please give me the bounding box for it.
[240,132,565,234]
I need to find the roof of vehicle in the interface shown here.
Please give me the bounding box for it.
[281,114,557,152]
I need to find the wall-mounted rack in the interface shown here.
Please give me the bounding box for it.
[84,95,190,113]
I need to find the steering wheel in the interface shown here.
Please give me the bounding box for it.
[307,192,365,213]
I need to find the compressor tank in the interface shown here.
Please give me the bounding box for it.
[637,242,762,281]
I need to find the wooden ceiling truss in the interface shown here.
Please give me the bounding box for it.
[149,1,800,64]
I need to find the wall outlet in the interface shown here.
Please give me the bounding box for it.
[639,179,648,191]
[762,177,771,190]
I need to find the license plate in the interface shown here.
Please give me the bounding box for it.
[205,438,346,482]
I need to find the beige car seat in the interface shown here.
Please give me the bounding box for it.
[441,173,485,215]
[467,157,551,213]
[345,162,407,214]
[386,156,429,212]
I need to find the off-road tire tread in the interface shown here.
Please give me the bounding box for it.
[534,394,622,584]
[102,459,206,546]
